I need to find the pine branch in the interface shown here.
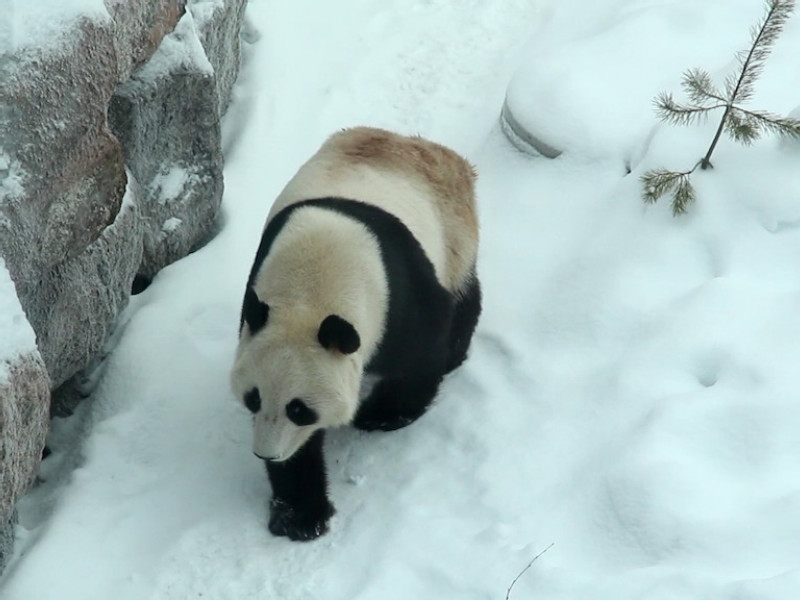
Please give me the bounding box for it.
[672,174,697,215]
[681,68,726,105]
[641,167,698,215]
[700,0,795,168]
[729,0,795,104]
[736,107,800,138]
[654,92,725,126]
[724,109,760,145]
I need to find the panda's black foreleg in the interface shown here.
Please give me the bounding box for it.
[265,430,335,541]
[445,275,482,374]
[353,371,444,432]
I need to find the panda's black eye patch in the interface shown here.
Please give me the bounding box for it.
[286,398,318,426]
[244,388,261,413]
[242,287,269,335]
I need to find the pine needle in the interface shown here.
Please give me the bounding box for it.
[724,109,761,145]
[681,68,725,105]
[641,168,688,204]
[671,174,697,216]
[738,107,800,138]
[640,168,698,216]
[732,0,796,104]
[654,92,722,126]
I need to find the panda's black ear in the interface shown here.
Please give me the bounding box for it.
[318,315,360,354]
[242,287,269,335]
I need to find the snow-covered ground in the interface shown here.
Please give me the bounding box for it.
[3,0,800,598]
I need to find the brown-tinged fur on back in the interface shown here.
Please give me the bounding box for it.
[321,127,479,292]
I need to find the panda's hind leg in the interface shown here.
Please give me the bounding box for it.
[445,275,482,374]
[353,371,443,432]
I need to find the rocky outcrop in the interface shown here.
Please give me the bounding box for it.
[0,260,51,574]
[108,10,223,279]
[0,3,183,390]
[0,14,129,386]
[1,0,246,385]
[0,0,248,574]
[191,0,249,114]
[107,1,247,278]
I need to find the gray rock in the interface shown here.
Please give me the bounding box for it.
[0,510,17,575]
[108,10,223,278]
[190,0,249,114]
[0,260,50,572]
[29,197,143,387]
[0,16,131,388]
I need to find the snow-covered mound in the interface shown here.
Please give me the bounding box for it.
[504,0,800,164]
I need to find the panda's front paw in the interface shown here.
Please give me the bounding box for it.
[268,498,335,541]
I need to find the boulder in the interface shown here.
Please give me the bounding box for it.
[107,0,248,278]
[108,10,223,278]
[0,15,131,389]
[0,259,51,573]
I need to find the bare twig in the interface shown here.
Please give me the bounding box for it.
[505,542,555,600]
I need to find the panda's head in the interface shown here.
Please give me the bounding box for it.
[231,290,362,462]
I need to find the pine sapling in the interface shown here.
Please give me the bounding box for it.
[641,0,800,215]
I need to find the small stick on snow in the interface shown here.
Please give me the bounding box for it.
[505,542,555,600]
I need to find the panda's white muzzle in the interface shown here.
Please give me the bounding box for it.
[252,416,310,463]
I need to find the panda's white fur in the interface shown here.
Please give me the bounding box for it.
[232,207,389,460]
[268,128,478,295]
[231,127,479,464]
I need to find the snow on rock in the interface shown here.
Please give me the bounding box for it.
[189,0,249,113]
[104,0,188,82]
[134,7,214,79]
[7,0,109,54]
[0,260,36,375]
[0,259,50,573]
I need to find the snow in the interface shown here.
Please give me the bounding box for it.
[135,9,214,82]
[2,0,800,599]
[161,217,183,234]
[153,165,195,205]
[0,258,37,379]
[2,0,109,53]
[0,151,25,211]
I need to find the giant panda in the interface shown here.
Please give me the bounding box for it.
[230,126,481,541]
